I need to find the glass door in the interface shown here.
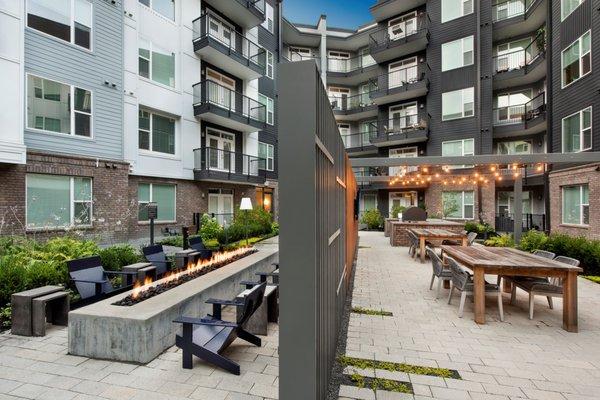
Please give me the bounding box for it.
[496,38,530,71]
[389,103,418,132]
[496,90,531,124]
[328,87,350,110]
[206,129,235,172]
[338,123,351,147]
[208,16,235,50]
[388,12,417,41]
[389,146,418,176]
[328,51,350,72]
[208,191,234,226]
[388,57,417,89]
[206,68,236,111]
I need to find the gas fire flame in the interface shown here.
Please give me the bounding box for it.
[131,247,253,299]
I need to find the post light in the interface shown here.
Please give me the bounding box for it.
[240,197,253,246]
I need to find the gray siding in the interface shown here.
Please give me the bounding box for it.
[24,0,124,160]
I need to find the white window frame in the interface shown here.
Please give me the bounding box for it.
[25,174,93,229]
[138,183,177,223]
[561,30,592,88]
[138,108,177,156]
[441,0,474,23]
[561,0,584,21]
[441,36,474,71]
[262,3,274,33]
[562,185,589,225]
[26,73,93,139]
[443,191,475,220]
[139,0,175,21]
[266,50,274,79]
[562,106,593,153]
[138,37,176,88]
[442,138,474,169]
[26,0,93,51]
[258,142,274,171]
[442,87,475,121]
[258,94,274,125]
[361,193,378,212]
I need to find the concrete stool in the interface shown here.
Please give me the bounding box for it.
[236,285,278,336]
[11,286,63,336]
[123,262,153,285]
[175,249,201,269]
[32,291,69,336]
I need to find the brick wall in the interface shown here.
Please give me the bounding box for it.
[549,164,600,240]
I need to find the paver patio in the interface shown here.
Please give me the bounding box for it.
[339,231,600,400]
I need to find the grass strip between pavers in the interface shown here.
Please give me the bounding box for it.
[339,356,461,379]
[351,307,393,317]
[583,276,600,284]
[341,373,413,394]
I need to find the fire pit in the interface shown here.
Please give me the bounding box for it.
[113,247,257,306]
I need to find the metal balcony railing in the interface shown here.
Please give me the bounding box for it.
[370,63,429,91]
[329,92,375,112]
[193,147,265,177]
[327,54,377,73]
[492,0,535,21]
[369,13,429,48]
[495,213,546,232]
[247,0,265,14]
[192,13,266,70]
[493,92,545,125]
[353,167,388,177]
[493,31,545,73]
[378,113,429,136]
[192,80,266,123]
[341,128,378,149]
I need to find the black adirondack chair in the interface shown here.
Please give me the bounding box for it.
[240,263,280,289]
[67,256,138,306]
[173,282,267,374]
[188,236,213,261]
[142,245,175,276]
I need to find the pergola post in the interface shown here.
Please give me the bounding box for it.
[513,174,523,244]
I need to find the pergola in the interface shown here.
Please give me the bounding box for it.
[351,152,600,242]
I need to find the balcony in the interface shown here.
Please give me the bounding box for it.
[368,14,429,64]
[193,13,266,81]
[371,113,429,147]
[193,80,266,133]
[341,129,378,155]
[282,51,321,71]
[493,34,546,89]
[370,0,427,22]
[492,92,546,138]
[202,0,265,29]
[492,0,547,40]
[326,54,379,86]
[193,147,266,184]
[329,93,378,121]
[369,64,429,105]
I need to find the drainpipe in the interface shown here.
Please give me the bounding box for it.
[543,0,552,233]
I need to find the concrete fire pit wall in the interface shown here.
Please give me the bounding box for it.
[68,249,278,363]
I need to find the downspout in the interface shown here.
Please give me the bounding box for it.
[476,0,482,155]
[543,0,552,233]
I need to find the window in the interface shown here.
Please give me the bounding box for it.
[139,38,175,88]
[562,185,589,225]
[258,142,274,171]
[562,31,591,87]
[27,0,92,50]
[562,107,592,153]
[258,94,274,125]
[441,0,473,23]
[138,183,176,222]
[443,138,474,168]
[562,0,584,20]
[442,36,474,71]
[27,75,92,137]
[139,0,174,21]
[262,3,274,33]
[497,140,531,155]
[266,50,274,79]
[26,174,92,229]
[139,109,176,154]
[362,193,377,211]
[442,87,474,120]
[443,191,474,219]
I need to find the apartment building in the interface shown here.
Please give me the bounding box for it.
[282,0,599,238]
[0,0,281,241]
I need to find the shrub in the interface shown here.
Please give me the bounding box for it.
[484,233,515,248]
[199,214,223,241]
[518,230,550,253]
[465,222,495,235]
[158,236,184,247]
[390,205,406,219]
[0,305,11,330]
[24,259,65,290]
[271,222,279,236]
[464,221,479,233]
[99,245,141,271]
[0,256,28,305]
[361,209,383,230]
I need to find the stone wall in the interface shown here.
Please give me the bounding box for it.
[390,221,465,246]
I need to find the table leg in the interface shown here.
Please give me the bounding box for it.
[462,237,468,246]
[502,279,512,293]
[473,267,486,325]
[563,271,578,333]
[441,253,450,288]
[420,238,426,263]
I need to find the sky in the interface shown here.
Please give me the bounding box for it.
[283,0,374,30]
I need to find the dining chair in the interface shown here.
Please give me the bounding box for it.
[426,247,452,299]
[499,249,557,287]
[446,256,504,321]
[511,256,580,319]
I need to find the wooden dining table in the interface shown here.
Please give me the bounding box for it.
[410,228,468,263]
[440,245,583,332]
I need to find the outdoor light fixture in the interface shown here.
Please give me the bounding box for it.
[240,197,253,246]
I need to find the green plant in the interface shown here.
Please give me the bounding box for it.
[351,307,393,316]
[99,245,141,271]
[442,197,459,219]
[536,26,546,52]
[390,205,406,219]
[0,305,11,330]
[24,260,65,290]
[338,356,458,379]
[0,256,28,306]
[464,221,479,233]
[271,222,279,235]
[484,233,515,248]
[518,230,550,253]
[158,236,184,247]
[583,276,600,284]
[361,209,383,230]
[199,214,223,241]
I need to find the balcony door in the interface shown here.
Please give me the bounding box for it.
[328,87,350,110]
[389,191,417,216]
[289,46,311,61]
[496,38,530,71]
[208,189,234,226]
[389,102,418,132]
[388,57,417,89]
[338,123,351,147]
[328,50,350,72]
[388,12,417,41]
[496,90,531,124]
[206,68,236,111]
[206,129,235,172]
[208,15,235,51]
[389,146,418,176]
